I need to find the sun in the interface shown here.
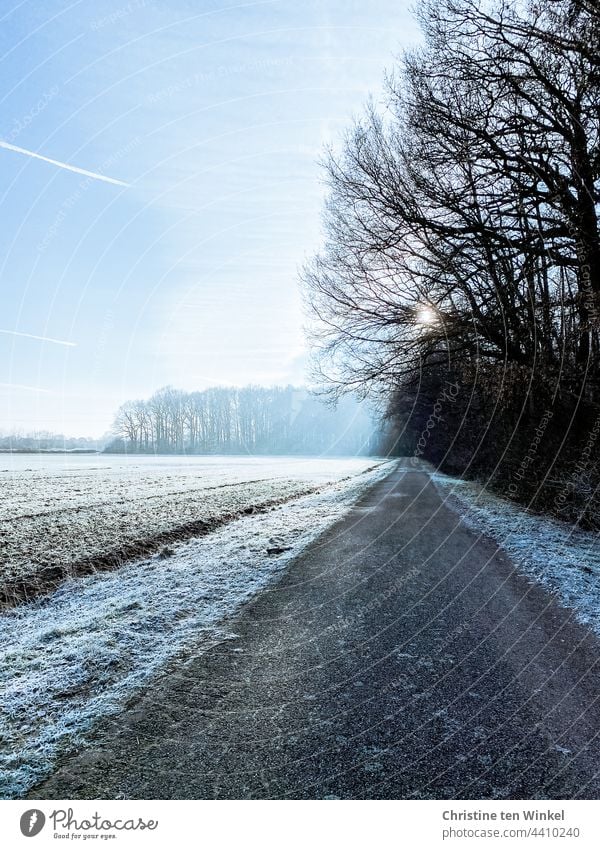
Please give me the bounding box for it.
[415,305,437,326]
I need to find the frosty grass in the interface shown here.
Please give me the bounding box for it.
[0,457,395,797]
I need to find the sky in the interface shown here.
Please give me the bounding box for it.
[0,0,420,437]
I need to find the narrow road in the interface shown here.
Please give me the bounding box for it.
[32,465,600,799]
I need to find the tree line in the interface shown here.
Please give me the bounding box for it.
[303,0,600,525]
[108,385,378,455]
[0,433,101,453]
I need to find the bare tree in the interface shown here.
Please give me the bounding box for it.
[303,0,600,402]
[108,386,376,455]
[301,0,600,520]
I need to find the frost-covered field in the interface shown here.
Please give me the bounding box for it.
[431,471,600,635]
[0,454,385,606]
[0,456,394,797]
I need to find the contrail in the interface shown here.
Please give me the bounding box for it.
[0,329,77,347]
[0,140,129,187]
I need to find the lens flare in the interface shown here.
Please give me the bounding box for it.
[416,305,437,326]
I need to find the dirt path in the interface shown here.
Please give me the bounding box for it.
[31,466,600,799]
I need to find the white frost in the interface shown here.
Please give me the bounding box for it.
[431,471,600,634]
[0,459,395,798]
[0,455,390,590]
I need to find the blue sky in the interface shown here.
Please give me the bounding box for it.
[0,0,419,436]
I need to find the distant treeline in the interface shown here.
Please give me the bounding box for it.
[108,385,378,455]
[0,433,102,452]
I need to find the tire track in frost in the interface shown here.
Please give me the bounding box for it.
[0,478,339,610]
[0,464,384,611]
[4,476,286,521]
